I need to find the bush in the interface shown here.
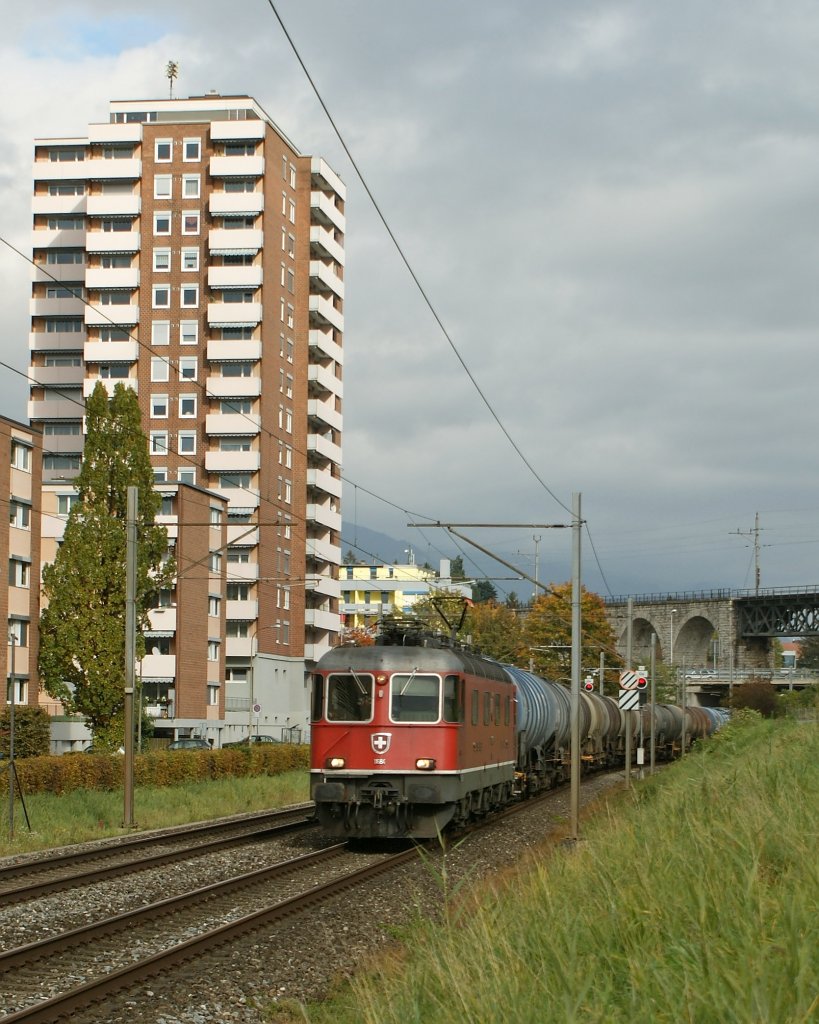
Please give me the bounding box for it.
[0,705,51,758]
[728,676,778,717]
[12,744,309,796]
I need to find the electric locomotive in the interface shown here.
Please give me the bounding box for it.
[310,622,517,839]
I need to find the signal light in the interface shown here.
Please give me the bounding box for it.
[636,676,648,690]
[325,756,346,769]
[415,758,436,771]
[583,679,595,692]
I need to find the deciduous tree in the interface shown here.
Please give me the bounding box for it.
[39,383,172,750]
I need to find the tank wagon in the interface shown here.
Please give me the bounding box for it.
[310,628,727,840]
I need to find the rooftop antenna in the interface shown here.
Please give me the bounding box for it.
[166,61,179,99]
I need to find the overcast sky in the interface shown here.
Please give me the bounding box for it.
[1,1,818,599]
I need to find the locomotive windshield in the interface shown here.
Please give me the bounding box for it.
[326,673,374,722]
[390,673,440,722]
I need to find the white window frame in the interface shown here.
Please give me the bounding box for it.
[180,284,199,308]
[150,357,170,382]
[182,174,200,198]
[179,357,197,381]
[152,320,170,346]
[181,247,199,272]
[154,174,172,199]
[179,394,197,418]
[183,138,201,162]
[152,248,171,272]
[150,430,169,455]
[155,138,172,162]
[180,320,198,345]
[178,430,197,455]
[153,212,171,235]
[152,285,170,309]
[178,467,196,486]
[150,394,169,419]
[181,211,200,235]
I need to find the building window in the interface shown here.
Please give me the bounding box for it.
[150,431,169,455]
[155,139,172,162]
[98,326,128,341]
[153,248,171,272]
[151,394,169,418]
[9,501,30,529]
[57,493,79,515]
[150,357,170,382]
[183,138,201,162]
[178,430,196,455]
[43,454,82,471]
[182,212,200,235]
[153,212,171,235]
[180,320,198,345]
[8,559,30,589]
[8,620,28,647]
[152,285,170,309]
[154,174,172,199]
[153,468,168,483]
[179,394,197,418]
[207,685,219,706]
[10,443,31,472]
[181,248,199,271]
[182,174,200,198]
[180,285,198,307]
[152,321,170,346]
[209,552,221,572]
[179,357,197,381]
[99,363,129,379]
[178,467,196,485]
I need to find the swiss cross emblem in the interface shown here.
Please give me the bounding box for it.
[371,732,392,754]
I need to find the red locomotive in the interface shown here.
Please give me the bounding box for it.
[310,622,517,838]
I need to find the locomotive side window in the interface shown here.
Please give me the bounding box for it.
[443,675,464,723]
[327,673,374,721]
[471,689,479,725]
[494,693,501,725]
[390,674,440,722]
[504,694,511,725]
[483,692,491,726]
[310,674,324,722]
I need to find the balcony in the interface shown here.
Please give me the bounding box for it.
[210,121,266,142]
[311,157,346,199]
[308,362,342,397]
[225,560,260,582]
[84,267,139,290]
[148,607,177,632]
[206,339,261,363]
[85,158,142,180]
[32,162,88,182]
[209,192,264,217]
[309,224,345,266]
[207,265,263,289]
[30,330,85,352]
[306,536,341,566]
[212,488,261,512]
[308,329,343,365]
[308,397,342,432]
[85,303,139,326]
[209,155,265,178]
[208,228,263,254]
[309,261,344,299]
[205,450,261,473]
[87,123,143,145]
[84,340,138,363]
[32,263,86,284]
[205,412,261,436]
[227,599,258,620]
[307,467,342,499]
[306,574,341,599]
[308,294,343,332]
[306,503,342,532]
[304,607,341,633]
[307,433,341,465]
[30,365,83,387]
[33,228,85,250]
[83,378,138,397]
[207,302,262,327]
[86,194,141,218]
[140,653,176,681]
[32,195,87,216]
[227,524,259,546]
[85,231,140,253]
[226,637,255,659]
[205,376,261,399]
[30,295,85,318]
[310,191,346,233]
[28,396,84,420]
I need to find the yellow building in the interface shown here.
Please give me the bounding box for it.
[340,558,471,629]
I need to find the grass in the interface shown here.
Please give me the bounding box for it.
[0,770,310,859]
[298,719,818,1024]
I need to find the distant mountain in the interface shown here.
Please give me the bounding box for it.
[340,524,419,565]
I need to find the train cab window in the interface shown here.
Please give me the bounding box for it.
[310,674,324,722]
[494,693,501,725]
[327,673,374,722]
[504,694,511,726]
[443,675,464,723]
[471,689,479,725]
[483,692,491,726]
[390,674,439,722]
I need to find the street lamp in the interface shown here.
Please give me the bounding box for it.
[670,608,678,665]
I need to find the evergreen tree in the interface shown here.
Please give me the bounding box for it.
[39,383,172,750]
[472,579,498,603]
[450,555,466,580]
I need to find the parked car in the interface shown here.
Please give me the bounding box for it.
[167,737,211,751]
[223,734,279,747]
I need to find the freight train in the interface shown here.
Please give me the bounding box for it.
[309,621,728,840]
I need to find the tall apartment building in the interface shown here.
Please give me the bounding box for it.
[28,94,345,739]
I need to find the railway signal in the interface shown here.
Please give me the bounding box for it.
[583,677,595,691]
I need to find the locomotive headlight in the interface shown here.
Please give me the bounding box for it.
[325,756,346,769]
[415,758,436,771]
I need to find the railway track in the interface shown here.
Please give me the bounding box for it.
[0,805,316,906]
[0,840,418,1022]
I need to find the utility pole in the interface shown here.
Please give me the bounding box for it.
[532,535,541,604]
[569,494,582,842]
[624,597,633,789]
[123,486,137,828]
[731,512,763,594]
[8,632,15,839]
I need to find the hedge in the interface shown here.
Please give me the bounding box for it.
[10,743,310,796]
